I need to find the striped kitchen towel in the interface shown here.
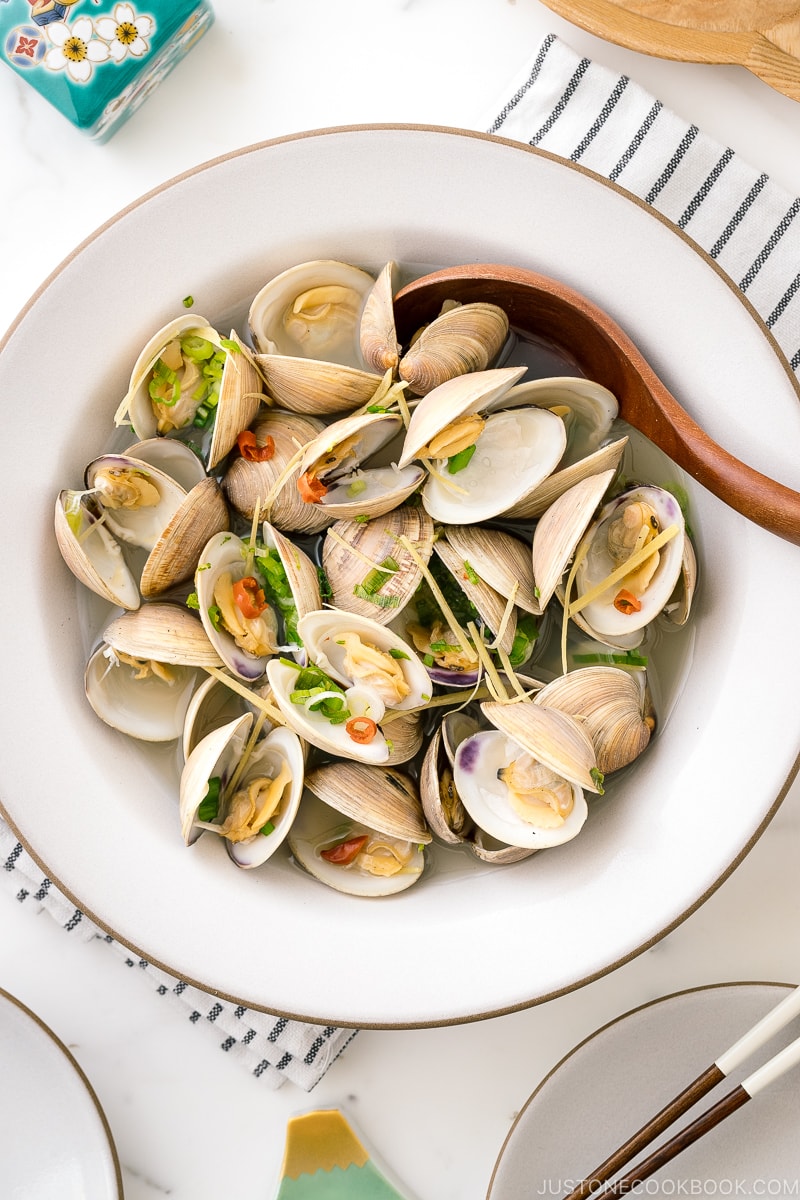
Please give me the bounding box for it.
[486,33,800,377]
[0,820,357,1090]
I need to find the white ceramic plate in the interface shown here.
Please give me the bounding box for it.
[487,982,799,1197]
[1,126,799,1027]
[0,987,122,1199]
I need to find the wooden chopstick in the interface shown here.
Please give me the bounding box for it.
[595,1029,800,1195]
[562,984,800,1200]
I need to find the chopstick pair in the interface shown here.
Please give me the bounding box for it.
[562,983,800,1199]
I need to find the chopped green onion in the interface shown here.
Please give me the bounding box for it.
[447,444,477,474]
[366,404,386,413]
[508,614,539,668]
[219,336,241,353]
[317,567,333,603]
[430,641,461,653]
[198,776,221,822]
[347,478,368,497]
[591,768,605,795]
[260,820,275,837]
[185,592,199,611]
[181,335,215,362]
[183,295,194,308]
[423,653,435,667]
[573,649,648,667]
[389,648,409,660]
[193,404,212,428]
[208,605,222,630]
[354,514,370,524]
[352,585,400,608]
[463,560,480,585]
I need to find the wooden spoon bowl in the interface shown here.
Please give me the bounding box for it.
[393,263,800,546]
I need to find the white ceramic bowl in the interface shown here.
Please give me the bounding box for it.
[2,126,799,1027]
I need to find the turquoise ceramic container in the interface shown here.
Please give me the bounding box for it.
[1,0,213,141]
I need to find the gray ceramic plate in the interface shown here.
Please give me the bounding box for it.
[488,982,799,1197]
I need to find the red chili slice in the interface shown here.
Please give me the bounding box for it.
[297,470,328,503]
[345,716,378,744]
[613,588,642,615]
[232,576,268,619]
[320,834,369,865]
[237,430,275,462]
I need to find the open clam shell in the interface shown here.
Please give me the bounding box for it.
[454,728,588,850]
[84,643,201,743]
[532,469,617,612]
[287,762,429,897]
[322,505,436,625]
[399,368,567,524]
[121,316,263,470]
[180,716,304,869]
[195,531,280,681]
[102,603,223,668]
[297,411,424,520]
[85,454,186,551]
[481,701,602,794]
[572,485,686,638]
[298,609,432,710]
[249,259,376,363]
[55,490,140,611]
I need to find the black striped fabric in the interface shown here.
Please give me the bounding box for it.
[0,824,357,1090]
[487,35,800,378]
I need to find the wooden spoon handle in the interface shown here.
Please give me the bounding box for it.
[622,354,800,547]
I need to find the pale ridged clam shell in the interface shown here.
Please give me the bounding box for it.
[432,538,517,655]
[535,666,655,775]
[222,410,331,535]
[248,259,376,363]
[322,505,435,624]
[359,261,400,374]
[84,645,200,743]
[255,354,383,415]
[531,469,617,612]
[102,603,222,667]
[122,318,263,471]
[54,491,140,611]
[442,525,539,616]
[480,701,601,793]
[398,301,509,395]
[140,476,229,598]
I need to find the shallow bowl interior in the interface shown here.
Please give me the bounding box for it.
[1,125,799,1027]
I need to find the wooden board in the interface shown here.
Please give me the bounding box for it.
[539,0,800,100]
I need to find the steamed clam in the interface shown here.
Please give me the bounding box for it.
[454,703,601,850]
[56,255,701,894]
[266,609,432,765]
[287,762,430,896]
[117,316,263,470]
[180,717,304,869]
[398,367,567,524]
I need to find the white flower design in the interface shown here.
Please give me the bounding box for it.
[96,3,153,62]
[44,16,110,83]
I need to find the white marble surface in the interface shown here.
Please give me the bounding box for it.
[2,2,800,1197]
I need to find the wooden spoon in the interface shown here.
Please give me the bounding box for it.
[392,263,800,546]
